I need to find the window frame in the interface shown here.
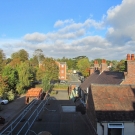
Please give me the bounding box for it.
[108,123,124,135]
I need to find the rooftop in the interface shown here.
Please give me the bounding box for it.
[90,84,135,121]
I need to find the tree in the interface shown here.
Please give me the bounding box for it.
[9,58,21,68]
[41,74,52,92]
[0,75,8,97]
[30,56,39,67]
[36,57,59,81]
[42,57,59,80]
[33,49,45,64]
[11,49,29,62]
[77,58,90,77]
[2,65,18,92]
[16,62,34,94]
[0,49,6,73]
[116,60,126,72]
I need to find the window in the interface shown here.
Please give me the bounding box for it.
[108,123,124,135]
[61,64,64,68]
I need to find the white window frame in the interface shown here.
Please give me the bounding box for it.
[108,123,124,135]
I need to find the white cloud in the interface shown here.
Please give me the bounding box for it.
[105,0,135,45]
[54,19,74,28]
[23,32,46,42]
[1,0,135,60]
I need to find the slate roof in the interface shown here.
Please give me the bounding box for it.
[90,84,135,121]
[80,71,124,91]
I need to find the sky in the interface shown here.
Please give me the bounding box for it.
[0,0,135,60]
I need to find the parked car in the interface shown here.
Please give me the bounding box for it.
[0,98,9,105]
[60,80,67,84]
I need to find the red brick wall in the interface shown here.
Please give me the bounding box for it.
[122,54,135,84]
[122,60,135,84]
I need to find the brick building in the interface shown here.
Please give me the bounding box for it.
[56,61,67,80]
[78,54,135,135]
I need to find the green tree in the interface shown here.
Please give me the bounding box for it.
[37,57,59,81]
[77,58,90,77]
[41,74,52,92]
[2,65,18,92]
[33,49,45,64]
[0,49,6,73]
[43,57,59,80]
[116,60,126,72]
[16,62,34,94]
[11,49,29,62]
[0,75,8,97]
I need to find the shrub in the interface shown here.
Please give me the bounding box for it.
[7,90,15,101]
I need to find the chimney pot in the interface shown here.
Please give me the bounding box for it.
[127,54,131,60]
[131,54,134,60]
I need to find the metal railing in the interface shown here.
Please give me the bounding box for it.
[0,99,38,135]
[17,96,56,135]
[0,95,56,135]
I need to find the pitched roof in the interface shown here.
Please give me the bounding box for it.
[90,84,135,121]
[80,71,124,91]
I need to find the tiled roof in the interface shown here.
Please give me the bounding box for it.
[90,84,135,121]
[26,88,42,97]
[94,71,124,84]
[80,71,124,91]
[79,71,99,91]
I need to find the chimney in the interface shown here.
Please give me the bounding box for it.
[94,60,99,70]
[90,67,94,75]
[127,54,130,60]
[131,54,134,60]
[101,59,107,72]
[122,54,135,85]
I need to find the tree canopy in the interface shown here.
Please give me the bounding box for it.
[11,49,29,62]
[77,57,90,77]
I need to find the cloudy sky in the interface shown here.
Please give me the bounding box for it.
[0,0,135,60]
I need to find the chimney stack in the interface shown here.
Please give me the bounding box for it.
[122,54,135,84]
[131,54,134,60]
[127,54,130,60]
[90,67,94,75]
[101,59,107,72]
[94,60,99,70]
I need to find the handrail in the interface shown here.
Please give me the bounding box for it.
[0,99,38,135]
[17,97,49,135]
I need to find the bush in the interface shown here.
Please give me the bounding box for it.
[7,90,15,101]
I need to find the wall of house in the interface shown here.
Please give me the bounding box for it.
[86,86,97,130]
[97,122,135,135]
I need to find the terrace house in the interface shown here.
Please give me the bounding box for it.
[79,54,135,135]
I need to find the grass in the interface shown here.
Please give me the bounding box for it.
[53,83,68,90]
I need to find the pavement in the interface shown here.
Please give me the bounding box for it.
[51,90,69,100]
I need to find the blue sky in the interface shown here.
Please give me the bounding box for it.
[0,0,135,60]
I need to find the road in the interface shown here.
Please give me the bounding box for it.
[67,73,81,86]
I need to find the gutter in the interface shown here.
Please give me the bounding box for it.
[100,122,104,135]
